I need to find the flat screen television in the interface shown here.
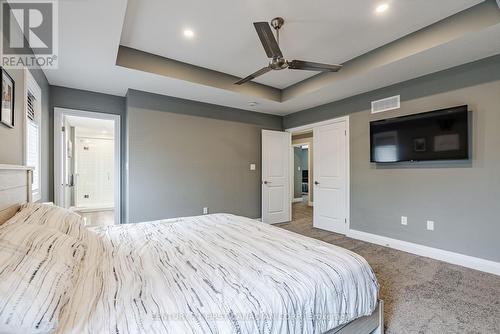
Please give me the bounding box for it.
[370,105,469,163]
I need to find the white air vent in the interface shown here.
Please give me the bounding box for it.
[371,95,400,114]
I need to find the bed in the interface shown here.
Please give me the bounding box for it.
[0,165,383,334]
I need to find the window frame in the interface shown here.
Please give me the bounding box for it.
[23,69,42,202]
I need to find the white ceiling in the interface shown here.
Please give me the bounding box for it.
[120,0,483,89]
[42,0,500,116]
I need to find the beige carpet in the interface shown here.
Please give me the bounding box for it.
[276,202,500,334]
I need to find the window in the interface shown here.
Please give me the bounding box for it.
[24,70,42,201]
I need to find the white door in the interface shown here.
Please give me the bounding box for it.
[313,120,348,233]
[75,137,115,208]
[262,130,291,224]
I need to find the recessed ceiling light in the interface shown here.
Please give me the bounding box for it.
[183,29,194,38]
[248,102,258,107]
[375,3,389,14]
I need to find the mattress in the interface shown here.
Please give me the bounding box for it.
[58,213,378,334]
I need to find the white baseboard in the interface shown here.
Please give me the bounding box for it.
[347,229,500,276]
[292,198,303,203]
[308,201,313,207]
[254,218,262,222]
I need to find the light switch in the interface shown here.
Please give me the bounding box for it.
[250,163,256,171]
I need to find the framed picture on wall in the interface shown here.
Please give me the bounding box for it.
[1,67,15,128]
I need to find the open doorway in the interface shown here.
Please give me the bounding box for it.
[54,108,120,226]
[291,132,313,222]
[292,144,309,203]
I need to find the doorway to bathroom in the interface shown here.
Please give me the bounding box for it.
[54,108,121,226]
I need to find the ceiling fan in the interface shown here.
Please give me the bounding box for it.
[235,17,343,85]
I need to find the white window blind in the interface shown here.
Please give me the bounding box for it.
[27,91,36,121]
[27,119,40,192]
[25,71,42,201]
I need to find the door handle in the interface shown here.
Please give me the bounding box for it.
[263,181,272,185]
[314,181,320,185]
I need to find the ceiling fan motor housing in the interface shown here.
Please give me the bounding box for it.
[270,57,288,70]
[269,17,287,70]
[271,17,284,30]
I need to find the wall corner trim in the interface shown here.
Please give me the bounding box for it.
[347,229,500,276]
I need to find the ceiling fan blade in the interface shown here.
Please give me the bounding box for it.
[288,60,342,72]
[253,22,283,59]
[235,66,272,85]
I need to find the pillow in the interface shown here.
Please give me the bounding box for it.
[9,203,90,244]
[0,222,86,333]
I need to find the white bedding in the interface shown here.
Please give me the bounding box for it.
[0,219,86,333]
[58,213,378,334]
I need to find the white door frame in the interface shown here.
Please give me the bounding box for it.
[286,116,350,233]
[54,107,121,225]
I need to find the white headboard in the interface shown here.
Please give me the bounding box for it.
[0,165,33,224]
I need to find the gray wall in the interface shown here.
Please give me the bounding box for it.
[127,89,281,223]
[50,86,126,219]
[284,54,500,262]
[301,149,309,171]
[0,69,49,165]
[0,4,51,202]
[350,80,500,262]
[0,67,50,201]
[0,68,26,165]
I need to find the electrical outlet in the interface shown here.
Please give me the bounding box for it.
[401,216,408,225]
[427,220,434,231]
[250,163,256,171]
[203,207,209,215]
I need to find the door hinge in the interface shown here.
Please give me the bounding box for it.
[62,126,66,132]
[345,130,347,136]
[345,218,347,224]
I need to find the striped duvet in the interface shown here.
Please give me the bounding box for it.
[58,213,378,334]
